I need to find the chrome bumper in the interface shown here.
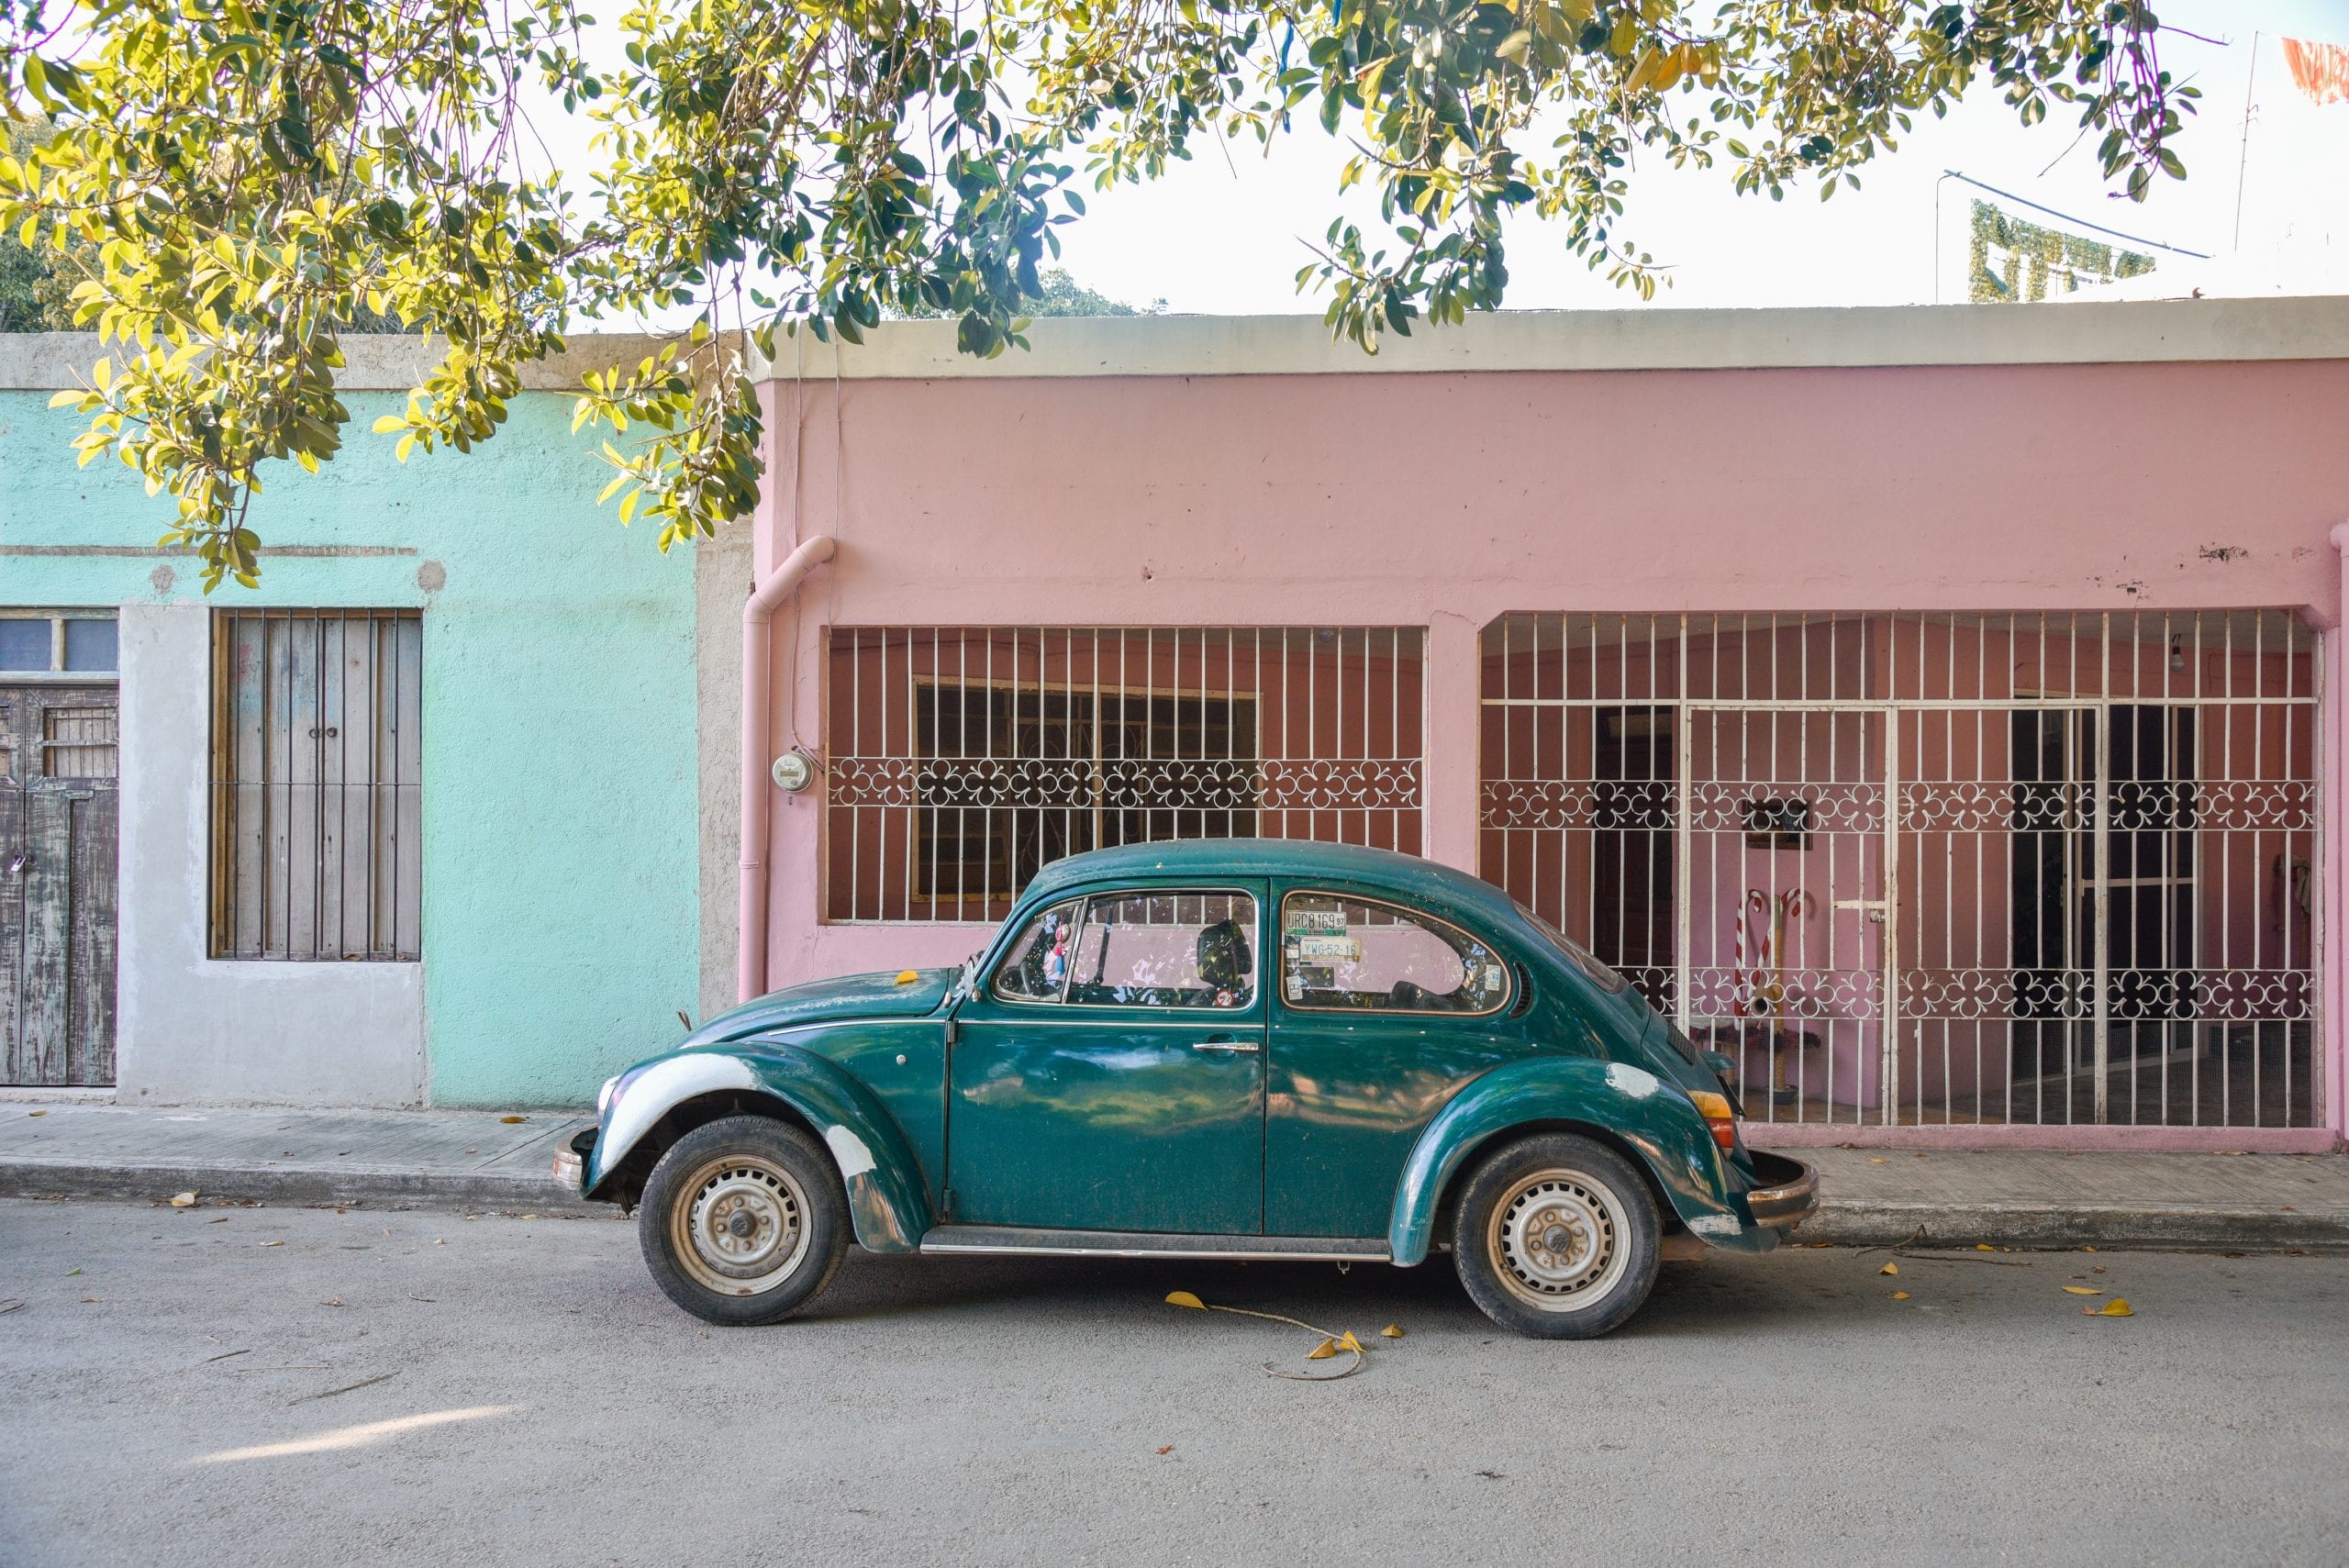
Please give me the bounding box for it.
[1742,1151,1820,1230]
[551,1128,596,1193]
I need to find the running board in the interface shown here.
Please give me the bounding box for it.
[919,1225,1391,1262]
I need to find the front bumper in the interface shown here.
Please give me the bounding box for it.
[1742,1151,1820,1230]
[551,1128,597,1195]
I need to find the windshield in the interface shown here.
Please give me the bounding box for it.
[1511,901,1631,995]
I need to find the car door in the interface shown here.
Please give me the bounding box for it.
[946,882,1268,1234]
[1265,887,1520,1238]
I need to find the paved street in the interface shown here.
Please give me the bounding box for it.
[3,1197,2345,1568]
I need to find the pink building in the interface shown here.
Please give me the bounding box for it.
[720,298,2349,1152]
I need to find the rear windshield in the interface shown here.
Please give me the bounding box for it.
[1512,902,1631,995]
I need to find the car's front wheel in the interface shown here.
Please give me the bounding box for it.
[639,1115,850,1326]
[1453,1132,1661,1340]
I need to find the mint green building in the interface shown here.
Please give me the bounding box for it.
[0,333,738,1107]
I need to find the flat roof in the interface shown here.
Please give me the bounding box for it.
[2,295,2343,393]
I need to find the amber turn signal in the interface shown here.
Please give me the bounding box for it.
[1687,1089,1738,1151]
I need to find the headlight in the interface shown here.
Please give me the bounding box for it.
[596,1073,621,1116]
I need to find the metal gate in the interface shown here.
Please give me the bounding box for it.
[2,684,119,1086]
[1480,612,2320,1129]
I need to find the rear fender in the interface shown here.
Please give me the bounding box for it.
[1388,1056,1745,1265]
[586,1046,932,1252]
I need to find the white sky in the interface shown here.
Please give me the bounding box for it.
[1031,0,2349,313]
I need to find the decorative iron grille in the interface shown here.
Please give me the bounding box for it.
[824,627,1425,921]
[1481,611,2320,1130]
[211,610,422,961]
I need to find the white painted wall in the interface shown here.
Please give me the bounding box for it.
[116,604,424,1106]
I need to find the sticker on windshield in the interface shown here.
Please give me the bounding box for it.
[1291,935,1360,964]
[1286,907,1348,936]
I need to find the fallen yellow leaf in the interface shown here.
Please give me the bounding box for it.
[2086,1298,2133,1318]
[895,970,919,984]
[1305,1338,1338,1361]
[499,1115,527,1124]
[1878,1262,1898,1276]
[2062,1285,2102,1296]
[169,1191,198,1208]
[28,1109,44,1117]
[1890,1291,1909,1300]
[1336,1330,1364,1354]
[1380,1324,1405,1340]
[1976,1243,1996,1251]
[1164,1290,1205,1310]
[1867,1156,1888,1164]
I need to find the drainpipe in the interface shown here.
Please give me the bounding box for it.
[740,534,839,1004]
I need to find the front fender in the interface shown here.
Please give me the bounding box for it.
[1387,1057,1750,1265]
[586,1045,933,1252]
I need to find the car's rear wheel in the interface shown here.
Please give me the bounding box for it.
[639,1116,849,1326]
[1453,1132,1660,1340]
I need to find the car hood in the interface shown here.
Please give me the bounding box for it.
[678,967,958,1047]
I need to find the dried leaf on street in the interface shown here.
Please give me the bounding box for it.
[2085,1298,2133,1317]
[320,1297,345,1307]
[170,1192,198,1207]
[1976,1243,1997,1251]
[499,1115,528,1124]
[1154,1445,1174,1455]
[1380,1324,1405,1339]
[259,1240,284,1248]
[1166,1291,1367,1380]
[27,1109,44,1117]
[63,1267,80,1276]
[1890,1291,1909,1300]
[2061,1285,2102,1296]
[1879,1262,1898,1275]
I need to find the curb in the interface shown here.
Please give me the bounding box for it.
[8,1159,2349,1251]
[1796,1200,2349,1253]
[0,1160,596,1214]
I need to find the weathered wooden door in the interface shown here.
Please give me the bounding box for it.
[1,684,118,1085]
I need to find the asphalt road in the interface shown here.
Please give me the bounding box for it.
[3,1196,2345,1568]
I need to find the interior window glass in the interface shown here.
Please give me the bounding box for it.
[1065,891,1257,1008]
[61,619,117,673]
[1282,894,1510,1013]
[992,898,1082,1002]
[0,619,49,671]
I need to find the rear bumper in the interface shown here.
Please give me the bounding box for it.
[551,1128,596,1195]
[1742,1151,1820,1230]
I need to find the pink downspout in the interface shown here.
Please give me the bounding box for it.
[2331,524,2349,1144]
[740,534,839,1003]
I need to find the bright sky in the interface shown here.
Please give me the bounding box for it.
[1033,0,2349,314]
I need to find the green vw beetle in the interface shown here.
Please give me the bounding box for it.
[561,840,1818,1339]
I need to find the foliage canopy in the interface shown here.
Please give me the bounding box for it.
[0,0,2196,586]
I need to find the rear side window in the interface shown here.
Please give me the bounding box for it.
[1279,893,1510,1014]
[1065,891,1258,1009]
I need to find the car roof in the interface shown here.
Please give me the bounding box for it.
[1019,838,1522,923]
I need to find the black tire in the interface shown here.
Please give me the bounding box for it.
[638,1115,851,1326]
[1453,1132,1662,1340]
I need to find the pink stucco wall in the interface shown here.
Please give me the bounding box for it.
[752,354,2349,1145]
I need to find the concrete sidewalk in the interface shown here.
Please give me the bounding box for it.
[1,1100,2345,1250]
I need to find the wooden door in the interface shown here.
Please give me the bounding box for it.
[1,684,118,1085]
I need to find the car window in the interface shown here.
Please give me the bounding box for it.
[1064,891,1258,1009]
[1281,893,1511,1014]
[991,898,1083,1003]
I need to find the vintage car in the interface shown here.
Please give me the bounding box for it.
[559,840,1818,1339]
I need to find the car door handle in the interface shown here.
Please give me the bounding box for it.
[1191,1039,1260,1054]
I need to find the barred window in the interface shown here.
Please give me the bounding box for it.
[211,610,421,961]
[825,628,1425,922]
